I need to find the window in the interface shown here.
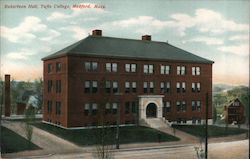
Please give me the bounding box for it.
[106,63,117,72]
[84,103,90,115]
[161,82,170,93]
[47,101,52,114]
[176,101,181,112]
[132,82,137,93]
[182,101,186,112]
[105,81,111,93]
[182,82,186,93]
[149,82,154,93]
[143,82,147,93]
[112,81,118,93]
[192,82,201,92]
[160,65,170,74]
[181,66,186,75]
[192,101,196,111]
[176,101,186,112]
[177,66,186,75]
[92,62,98,71]
[85,81,91,93]
[48,80,53,93]
[144,82,154,93]
[112,103,118,114]
[55,101,61,115]
[85,81,98,93]
[176,82,180,93]
[92,81,98,93]
[106,81,119,93]
[125,64,137,72]
[125,82,130,93]
[105,103,111,114]
[56,80,61,93]
[165,101,171,112]
[48,64,53,73]
[192,101,201,112]
[92,103,98,115]
[234,101,240,106]
[85,62,98,71]
[144,64,154,74]
[197,101,201,111]
[192,67,201,75]
[131,102,137,114]
[125,82,137,93]
[176,82,186,93]
[56,63,62,72]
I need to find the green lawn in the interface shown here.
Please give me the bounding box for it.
[172,125,248,138]
[1,126,40,153]
[33,123,179,146]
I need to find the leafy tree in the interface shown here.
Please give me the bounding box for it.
[34,78,43,111]
[213,106,217,124]
[23,107,35,148]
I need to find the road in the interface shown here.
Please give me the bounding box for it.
[13,140,248,159]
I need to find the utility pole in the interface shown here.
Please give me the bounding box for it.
[116,102,120,149]
[205,92,208,159]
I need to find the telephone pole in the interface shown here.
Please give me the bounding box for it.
[205,92,208,159]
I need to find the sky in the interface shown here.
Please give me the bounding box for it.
[0,0,249,86]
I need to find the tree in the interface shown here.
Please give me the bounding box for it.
[23,107,35,147]
[212,106,217,124]
[34,78,43,111]
[92,79,115,159]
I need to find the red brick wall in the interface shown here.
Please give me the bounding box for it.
[43,55,213,128]
[43,56,69,127]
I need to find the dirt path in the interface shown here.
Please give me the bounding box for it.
[1,120,83,158]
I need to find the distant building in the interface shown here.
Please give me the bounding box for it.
[224,98,245,124]
[42,30,214,128]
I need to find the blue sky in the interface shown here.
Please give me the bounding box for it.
[0,0,249,85]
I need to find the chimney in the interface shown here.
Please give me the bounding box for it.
[4,74,11,117]
[142,35,151,41]
[92,29,102,36]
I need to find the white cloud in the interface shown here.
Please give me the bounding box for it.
[6,48,36,60]
[101,16,173,35]
[47,3,105,21]
[0,16,47,43]
[170,9,248,35]
[189,37,224,45]
[100,8,248,37]
[46,12,71,21]
[6,46,52,60]
[60,26,88,40]
[229,34,249,41]
[39,29,61,41]
[218,44,249,56]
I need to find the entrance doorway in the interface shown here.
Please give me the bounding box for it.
[146,103,157,118]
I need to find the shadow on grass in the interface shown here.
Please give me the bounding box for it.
[1,126,40,153]
[32,123,180,146]
[172,125,248,138]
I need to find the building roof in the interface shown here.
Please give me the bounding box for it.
[42,35,214,64]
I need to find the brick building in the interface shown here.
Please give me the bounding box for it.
[42,30,213,128]
[224,98,245,124]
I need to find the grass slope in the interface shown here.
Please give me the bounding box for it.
[33,123,179,146]
[1,126,40,153]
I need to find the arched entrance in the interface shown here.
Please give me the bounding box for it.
[146,103,157,118]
